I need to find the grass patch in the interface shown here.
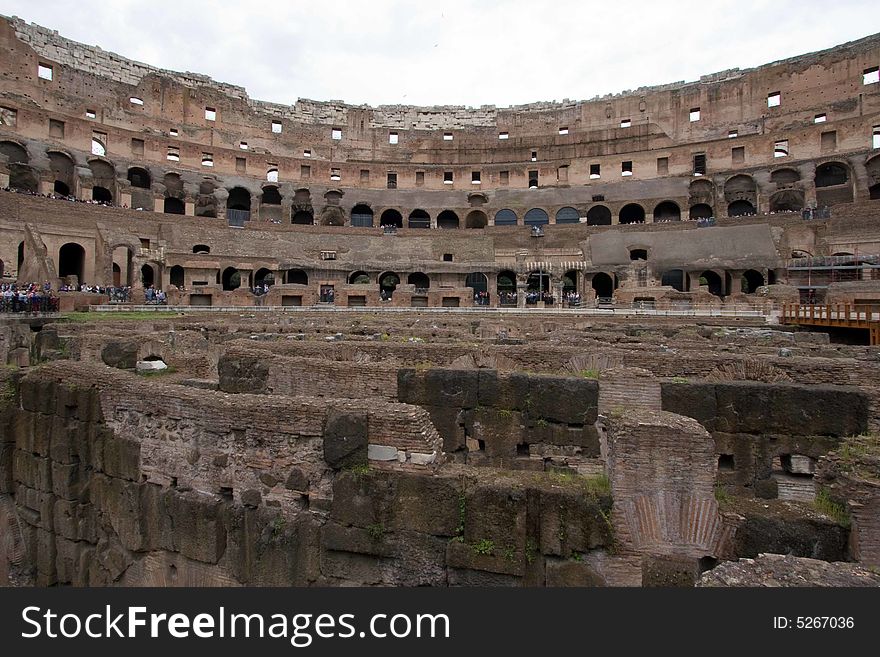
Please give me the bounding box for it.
[714,485,732,505]
[814,487,851,528]
[834,436,880,483]
[670,376,689,384]
[367,523,385,541]
[471,538,495,556]
[578,369,600,379]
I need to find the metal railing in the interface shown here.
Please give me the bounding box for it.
[782,303,880,322]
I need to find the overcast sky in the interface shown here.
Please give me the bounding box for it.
[3,0,876,107]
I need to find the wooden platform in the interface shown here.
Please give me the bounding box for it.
[781,303,880,345]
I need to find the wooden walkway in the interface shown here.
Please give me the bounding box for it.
[781,303,880,345]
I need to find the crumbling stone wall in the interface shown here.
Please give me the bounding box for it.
[398,368,600,470]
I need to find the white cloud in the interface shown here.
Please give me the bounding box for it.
[2,0,876,106]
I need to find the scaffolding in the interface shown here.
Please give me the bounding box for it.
[785,252,880,301]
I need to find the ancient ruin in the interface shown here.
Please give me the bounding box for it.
[1,15,880,587]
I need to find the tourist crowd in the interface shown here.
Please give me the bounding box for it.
[2,186,124,208]
[0,282,59,313]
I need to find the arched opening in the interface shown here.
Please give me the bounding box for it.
[140,264,155,288]
[227,187,251,211]
[350,204,374,228]
[629,249,648,261]
[524,208,549,226]
[349,270,370,285]
[586,205,612,226]
[699,270,723,296]
[619,204,645,224]
[652,201,681,222]
[437,210,460,229]
[169,265,184,288]
[92,186,113,203]
[112,246,133,286]
[17,241,24,271]
[261,185,282,223]
[592,273,614,298]
[465,272,489,302]
[192,244,210,254]
[497,270,517,305]
[58,243,85,283]
[222,267,241,291]
[48,151,75,196]
[407,272,430,289]
[815,163,849,188]
[494,209,518,226]
[112,263,121,287]
[868,156,880,200]
[562,270,578,294]
[254,268,274,288]
[661,269,687,292]
[527,271,550,292]
[871,183,880,201]
[465,210,488,229]
[0,141,28,164]
[379,271,400,299]
[408,209,430,229]
[741,269,765,293]
[769,190,804,213]
[292,210,314,225]
[164,197,185,214]
[0,259,4,278]
[127,167,151,189]
[689,203,713,220]
[380,209,403,228]
[556,207,580,225]
[285,269,308,285]
[727,200,756,216]
[770,168,801,185]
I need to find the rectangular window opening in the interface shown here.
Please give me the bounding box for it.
[167,147,179,162]
[387,172,397,189]
[131,138,144,155]
[205,107,216,121]
[689,108,700,122]
[531,150,538,161]
[86,109,96,119]
[389,132,399,144]
[500,170,509,185]
[814,113,827,123]
[415,171,425,186]
[657,157,669,175]
[821,130,837,152]
[330,167,341,181]
[528,170,538,188]
[169,128,178,136]
[732,146,745,165]
[235,157,246,173]
[621,161,633,176]
[767,92,781,108]
[92,131,107,156]
[239,141,248,150]
[38,63,53,81]
[471,171,481,184]
[201,153,214,167]
[620,119,631,128]
[774,140,789,157]
[130,97,144,106]
[558,127,569,135]
[443,171,453,184]
[728,129,738,138]
[331,128,342,140]
[498,131,509,140]
[873,125,880,149]
[271,120,282,133]
[0,107,17,127]
[864,67,880,85]
[443,132,453,141]
[49,119,65,139]
[267,166,279,182]
[303,149,311,157]
[693,153,706,176]
[300,165,310,179]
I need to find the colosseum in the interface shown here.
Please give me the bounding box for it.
[1,14,879,589]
